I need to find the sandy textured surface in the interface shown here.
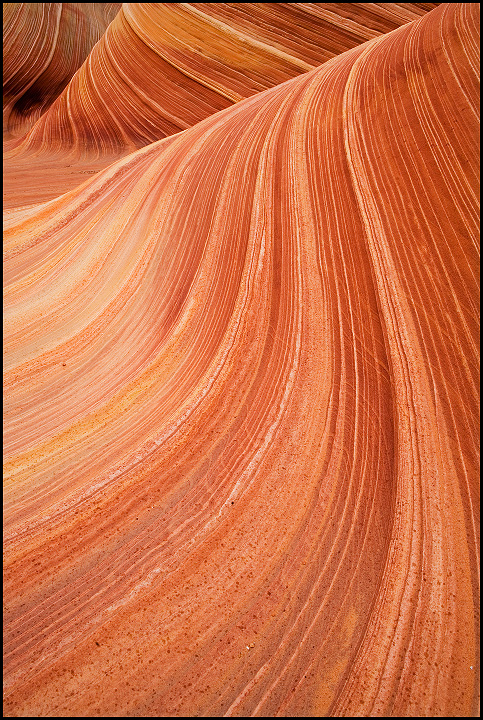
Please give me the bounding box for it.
[4,3,440,209]
[8,2,440,155]
[3,2,480,717]
[3,3,439,208]
[3,3,121,137]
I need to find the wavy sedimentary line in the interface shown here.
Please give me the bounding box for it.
[9,2,441,158]
[3,3,441,209]
[3,2,479,717]
[3,3,121,136]
[334,5,480,715]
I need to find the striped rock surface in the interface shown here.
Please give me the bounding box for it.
[9,2,440,156]
[3,2,480,718]
[3,3,121,137]
[2,3,440,209]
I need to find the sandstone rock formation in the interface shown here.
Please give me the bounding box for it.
[9,2,440,156]
[3,2,479,717]
[3,3,121,137]
[4,3,440,208]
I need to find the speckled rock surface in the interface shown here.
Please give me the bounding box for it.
[3,3,479,717]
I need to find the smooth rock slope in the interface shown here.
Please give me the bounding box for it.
[3,3,440,208]
[9,2,440,156]
[3,2,480,717]
[3,3,121,137]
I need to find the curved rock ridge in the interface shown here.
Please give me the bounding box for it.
[3,3,479,717]
[3,3,122,137]
[10,2,441,156]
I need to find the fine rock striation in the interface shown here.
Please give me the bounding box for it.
[3,2,440,209]
[2,2,440,209]
[3,3,122,137]
[9,2,440,156]
[3,2,480,718]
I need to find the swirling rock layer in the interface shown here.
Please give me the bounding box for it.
[11,2,440,156]
[3,3,121,137]
[3,3,480,718]
[3,3,440,208]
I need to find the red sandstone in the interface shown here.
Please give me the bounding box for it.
[3,3,479,717]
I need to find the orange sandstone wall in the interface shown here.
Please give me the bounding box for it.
[11,2,440,155]
[3,3,479,717]
[3,3,121,136]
